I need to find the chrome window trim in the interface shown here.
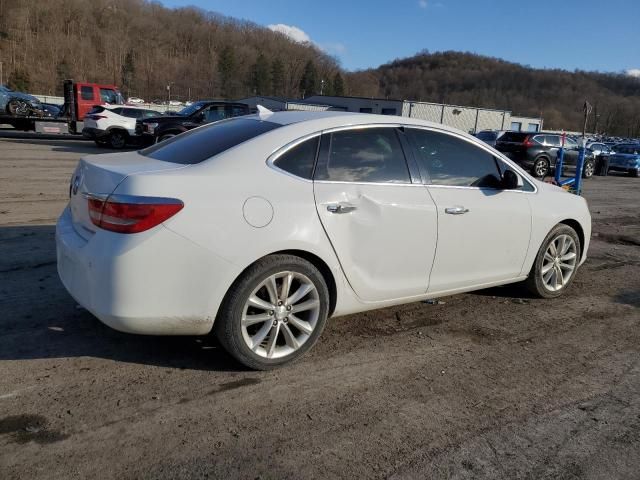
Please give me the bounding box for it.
[266,122,537,193]
[404,124,538,194]
[265,132,321,183]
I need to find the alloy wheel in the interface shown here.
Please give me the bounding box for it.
[240,271,320,359]
[541,234,577,292]
[534,159,549,177]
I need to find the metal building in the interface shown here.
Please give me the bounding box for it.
[303,95,543,134]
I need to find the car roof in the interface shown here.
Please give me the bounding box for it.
[251,110,470,136]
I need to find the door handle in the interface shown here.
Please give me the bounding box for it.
[445,206,469,215]
[326,203,357,214]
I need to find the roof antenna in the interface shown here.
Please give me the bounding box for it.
[256,104,273,117]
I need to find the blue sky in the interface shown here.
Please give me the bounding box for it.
[162,0,639,76]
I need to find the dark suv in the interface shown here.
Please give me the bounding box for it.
[136,100,250,144]
[495,132,595,178]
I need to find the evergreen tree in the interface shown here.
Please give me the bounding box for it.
[271,58,285,97]
[299,60,318,98]
[332,72,345,96]
[250,53,271,95]
[8,69,30,91]
[121,51,135,95]
[218,46,236,98]
[55,59,72,95]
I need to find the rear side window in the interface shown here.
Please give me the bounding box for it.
[408,129,502,188]
[273,137,319,179]
[314,128,411,183]
[80,86,94,100]
[109,108,124,115]
[140,118,281,164]
[121,108,142,118]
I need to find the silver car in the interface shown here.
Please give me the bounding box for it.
[0,85,43,116]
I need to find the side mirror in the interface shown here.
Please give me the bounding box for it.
[501,170,519,190]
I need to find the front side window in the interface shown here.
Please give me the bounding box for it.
[314,128,410,183]
[273,137,319,180]
[80,86,94,100]
[100,88,118,104]
[408,128,502,188]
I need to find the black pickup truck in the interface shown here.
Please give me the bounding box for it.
[136,100,250,144]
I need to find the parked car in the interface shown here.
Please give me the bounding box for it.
[495,132,595,178]
[586,142,612,156]
[475,130,507,147]
[127,97,145,104]
[607,144,640,177]
[0,84,44,116]
[57,111,591,369]
[82,105,163,149]
[136,100,250,143]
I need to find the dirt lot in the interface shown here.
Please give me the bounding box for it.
[1,133,639,479]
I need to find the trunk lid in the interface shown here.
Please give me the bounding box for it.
[68,151,188,239]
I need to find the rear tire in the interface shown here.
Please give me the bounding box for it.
[108,130,127,149]
[525,224,581,299]
[582,160,595,178]
[532,157,550,178]
[6,99,28,116]
[214,254,330,370]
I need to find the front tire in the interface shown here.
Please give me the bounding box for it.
[7,99,28,116]
[525,224,581,298]
[582,160,595,178]
[214,255,329,370]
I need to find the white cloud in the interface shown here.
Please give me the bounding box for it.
[627,69,640,78]
[268,23,346,57]
[267,24,311,44]
[418,0,428,8]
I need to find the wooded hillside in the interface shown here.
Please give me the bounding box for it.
[346,51,640,135]
[0,0,342,101]
[0,1,638,135]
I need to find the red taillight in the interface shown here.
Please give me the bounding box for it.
[523,136,535,147]
[88,197,183,234]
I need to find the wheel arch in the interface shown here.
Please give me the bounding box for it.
[559,218,585,256]
[218,249,338,322]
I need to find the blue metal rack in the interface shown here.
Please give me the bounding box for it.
[553,135,586,195]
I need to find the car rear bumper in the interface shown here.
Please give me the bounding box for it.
[56,206,232,335]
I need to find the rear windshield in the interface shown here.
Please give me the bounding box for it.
[476,131,497,140]
[140,118,281,164]
[498,132,530,142]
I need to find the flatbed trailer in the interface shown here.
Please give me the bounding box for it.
[0,79,122,136]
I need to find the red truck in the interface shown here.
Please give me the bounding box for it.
[1,79,124,134]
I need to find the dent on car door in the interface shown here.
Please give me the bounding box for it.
[406,128,533,293]
[313,127,438,302]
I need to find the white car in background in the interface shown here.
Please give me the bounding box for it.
[58,111,591,370]
[127,97,145,104]
[82,105,162,149]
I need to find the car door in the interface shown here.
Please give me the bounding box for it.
[313,126,438,302]
[563,137,579,167]
[406,128,533,293]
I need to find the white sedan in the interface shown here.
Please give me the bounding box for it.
[57,111,591,369]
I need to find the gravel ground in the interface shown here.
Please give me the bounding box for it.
[0,134,639,479]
